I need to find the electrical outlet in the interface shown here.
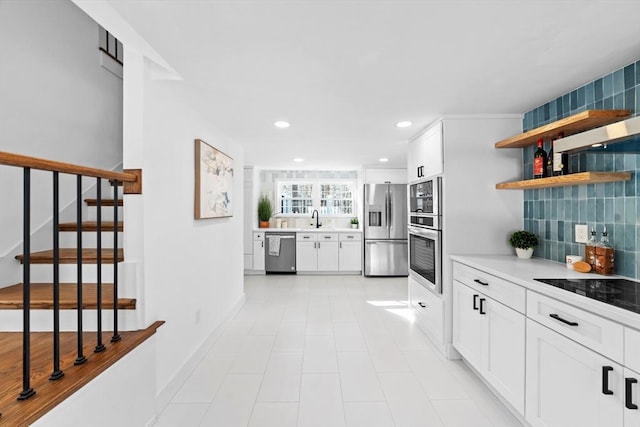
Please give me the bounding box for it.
[575,224,588,243]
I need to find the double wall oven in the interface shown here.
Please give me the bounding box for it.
[408,176,442,294]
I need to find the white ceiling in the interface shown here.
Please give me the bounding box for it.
[106,0,640,169]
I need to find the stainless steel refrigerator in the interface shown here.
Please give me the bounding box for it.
[363,183,408,276]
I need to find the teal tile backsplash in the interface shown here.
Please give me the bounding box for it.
[522,59,640,279]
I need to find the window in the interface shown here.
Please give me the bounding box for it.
[99,26,123,65]
[277,180,355,216]
[278,182,314,215]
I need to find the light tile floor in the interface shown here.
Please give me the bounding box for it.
[155,274,522,427]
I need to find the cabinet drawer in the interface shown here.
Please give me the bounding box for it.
[453,263,526,314]
[527,291,624,364]
[339,233,361,241]
[317,233,338,241]
[409,277,444,345]
[253,232,264,241]
[625,327,640,373]
[297,232,317,242]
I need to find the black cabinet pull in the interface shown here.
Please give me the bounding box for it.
[479,298,486,315]
[602,366,614,395]
[473,294,479,310]
[626,378,638,409]
[418,302,427,308]
[473,279,489,286]
[549,313,579,327]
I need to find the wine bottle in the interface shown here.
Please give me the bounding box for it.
[552,131,568,175]
[533,138,547,178]
[546,143,554,177]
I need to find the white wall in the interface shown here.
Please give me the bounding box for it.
[0,0,123,260]
[363,168,407,184]
[123,54,245,399]
[32,335,158,427]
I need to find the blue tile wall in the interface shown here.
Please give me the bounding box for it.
[522,59,640,279]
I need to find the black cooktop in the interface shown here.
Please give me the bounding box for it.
[534,278,640,314]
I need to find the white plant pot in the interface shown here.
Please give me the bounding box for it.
[351,224,358,229]
[515,247,534,259]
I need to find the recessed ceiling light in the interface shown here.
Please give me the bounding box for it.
[274,121,290,128]
[379,158,389,163]
[293,158,304,162]
[396,121,412,128]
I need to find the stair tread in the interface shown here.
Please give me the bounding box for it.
[0,283,136,310]
[84,198,123,206]
[59,221,123,232]
[15,248,124,264]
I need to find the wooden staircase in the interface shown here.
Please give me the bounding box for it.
[0,152,156,425]
[6,209,128,308]
[0,321,164,427]
[0,198,144,425]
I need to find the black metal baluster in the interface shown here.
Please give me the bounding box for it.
[50,172,64,381]
[111,182,121,343]
[18,167,35,400]
[75,175,87,365]
[95,179,105,353]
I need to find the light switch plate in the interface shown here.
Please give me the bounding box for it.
[575,224,588,243]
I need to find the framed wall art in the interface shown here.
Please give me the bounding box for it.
[194,139,234,219]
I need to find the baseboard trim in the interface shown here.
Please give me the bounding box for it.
[155,293,246,412]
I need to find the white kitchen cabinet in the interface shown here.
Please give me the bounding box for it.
[452,279,525,414]
[407,121,443,183]
[526,319,623,427]
[482,290,525,414]
[409,277,444,346]
[624,367,640,426]
[295,232,337,272]
[296,233,318,271]
[316,238,339,271]
[338,233,362,272]
[253,232,265,270]
[452,280,483,367]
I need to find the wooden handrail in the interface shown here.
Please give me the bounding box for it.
[0,151,137,182]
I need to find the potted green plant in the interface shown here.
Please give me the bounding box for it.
[508,230,539,259]
[350,217,359,229]
[257,195,273,228]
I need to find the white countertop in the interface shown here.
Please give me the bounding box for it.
[450,254,640,330]
[255,227,362,232]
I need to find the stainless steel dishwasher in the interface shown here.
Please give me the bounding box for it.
[265,232,297,274]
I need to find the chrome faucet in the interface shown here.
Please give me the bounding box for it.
[311,209,321,228]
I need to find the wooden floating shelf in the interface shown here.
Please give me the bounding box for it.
[496,172,632,190]
[495,110,631,149]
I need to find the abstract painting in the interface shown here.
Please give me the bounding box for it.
[195,139,233,219]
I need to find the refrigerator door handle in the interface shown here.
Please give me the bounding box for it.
[387,187,392,235]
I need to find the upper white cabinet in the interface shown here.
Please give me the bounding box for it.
[407,121,443,183]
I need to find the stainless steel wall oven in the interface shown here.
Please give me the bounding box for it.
[408,176,442,293]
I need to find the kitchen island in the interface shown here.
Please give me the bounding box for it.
[450,254,640,427]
